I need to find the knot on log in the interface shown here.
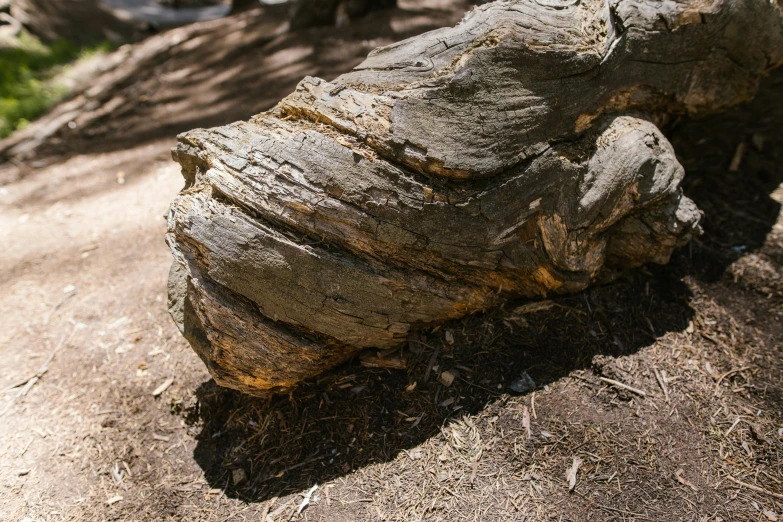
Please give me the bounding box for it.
[166,0,783,394]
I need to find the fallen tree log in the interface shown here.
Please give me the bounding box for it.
[166,0,783,395]
[9,0,137,43]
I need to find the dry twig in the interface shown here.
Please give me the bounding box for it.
[725,475,783,500]
[598,377,647,397]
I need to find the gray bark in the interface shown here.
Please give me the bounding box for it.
[166,0,783,395]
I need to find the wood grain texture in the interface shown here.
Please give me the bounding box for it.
[166,0,783,395]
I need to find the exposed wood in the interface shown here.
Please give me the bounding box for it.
[166,0,783,395]
[359,352,407,370]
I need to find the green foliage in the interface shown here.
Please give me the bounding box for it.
[0,33,112,139]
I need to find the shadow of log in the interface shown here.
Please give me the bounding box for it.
[189,264,693,502]
[671,70,783,284]
[185,66,783,503]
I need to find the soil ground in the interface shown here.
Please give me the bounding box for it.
[1,3,782,521]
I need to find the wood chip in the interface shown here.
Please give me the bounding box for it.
[729,142,747,172]
[297,484,318,515]
[359,353,406,369]
[152,377,174,397]
[106,495,123,505]
[566,456,582,491]
[521,405,531,440]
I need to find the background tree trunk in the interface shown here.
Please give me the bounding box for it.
[229,0,260,13]
[289,0,396,30]
[167,0,783,395]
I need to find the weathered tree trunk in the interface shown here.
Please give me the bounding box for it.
[167,0,783,395]
[289,0,397,29]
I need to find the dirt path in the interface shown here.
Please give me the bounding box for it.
[1,4,782,521]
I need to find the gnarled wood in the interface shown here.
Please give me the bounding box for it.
[166,0,783,395]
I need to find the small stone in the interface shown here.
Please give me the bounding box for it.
[509,372,536,393]
[439,371,455,387]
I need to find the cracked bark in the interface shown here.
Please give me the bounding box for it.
[166,0,783,395]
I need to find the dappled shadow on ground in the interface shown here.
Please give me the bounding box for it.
[186,68,783,503]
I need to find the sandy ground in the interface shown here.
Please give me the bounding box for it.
[1,3,782,521]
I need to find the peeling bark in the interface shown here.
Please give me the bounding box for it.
[166,0,783,395]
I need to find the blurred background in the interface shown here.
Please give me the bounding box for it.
[0,0,448,146]
[1,1,782,521]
